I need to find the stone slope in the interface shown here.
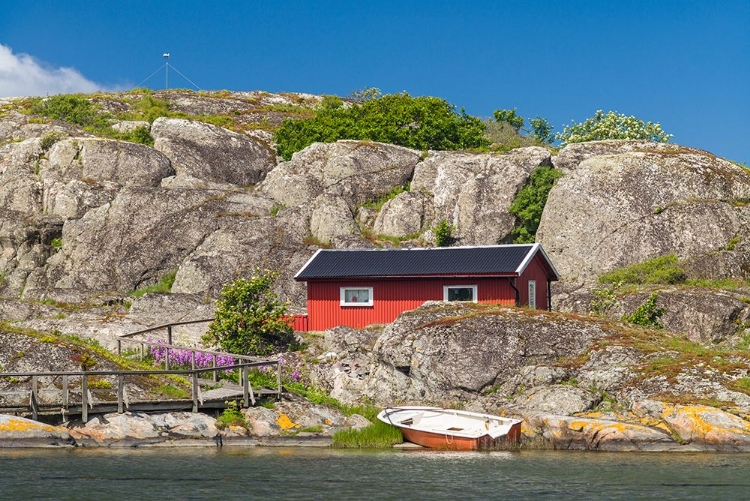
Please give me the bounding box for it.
[538,141,750,282]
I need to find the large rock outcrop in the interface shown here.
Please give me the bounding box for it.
[355,302,610,404]
[411,147,551,245]
[261,140,421,209]
[151,117,275,186]
[538,141,750,281]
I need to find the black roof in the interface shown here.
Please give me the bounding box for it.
[294,244,559,281]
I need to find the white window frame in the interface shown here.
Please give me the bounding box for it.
[443,285,478,303]
[340,287,374,307]
[528,280,537,309]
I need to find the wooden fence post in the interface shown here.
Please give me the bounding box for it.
[62,375,69,412]
[191,371,198,413]
[117,374,124,413]
[30,376,38,421]
[82,374,88,422]
[243,365,249,408]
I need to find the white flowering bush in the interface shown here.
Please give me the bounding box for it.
[556,110,672,146]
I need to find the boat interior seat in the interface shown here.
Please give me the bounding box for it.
[411,413,423,426]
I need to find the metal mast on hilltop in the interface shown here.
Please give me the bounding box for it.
[163,52,170,90]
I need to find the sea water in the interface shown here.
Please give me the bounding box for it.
[1,447,748,500]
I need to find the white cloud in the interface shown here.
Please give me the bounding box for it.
[0,44,127,98]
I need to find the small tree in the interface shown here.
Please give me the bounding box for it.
[493,108,524,132]
[556,110,672,146]
[508,165,562,243]
[434,219,453,247]
[622,293,665,329]
[203,270,294,355]
[529,116,554,144]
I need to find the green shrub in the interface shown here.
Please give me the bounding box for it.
[493,108,524,132]
[119,125,154,146]
[508,165,562,243]
[30,94,108,129]
[589,282,621,316]
[87,379,113,389]
[40,131,65,151]
[622,293,665,329]
[434,219,453,247]
[130,95,171,123]
[529,117,554,144]
[556,110,672,146]
[203,270,294,355]
[275,91,488,160]
[50,237,62,248]
[216,400,248,430]
[598,254,686,285]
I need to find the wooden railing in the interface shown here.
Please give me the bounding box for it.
[0,361,281,422]
[0,319,285,421]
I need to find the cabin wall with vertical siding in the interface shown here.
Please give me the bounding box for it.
[306,277,517,330]
[518,253,552,310]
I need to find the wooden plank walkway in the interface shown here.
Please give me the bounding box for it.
[0,319,283,421]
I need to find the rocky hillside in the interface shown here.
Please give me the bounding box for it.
[2,90,749,345]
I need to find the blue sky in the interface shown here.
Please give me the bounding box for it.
[1,1,748,164]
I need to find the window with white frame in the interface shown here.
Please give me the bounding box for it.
[340,287,374,307]
[528,280,537,309]
[443,285,478,302]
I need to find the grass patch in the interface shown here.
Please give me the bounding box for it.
[155,384,190,399]
[87,378,113,389]
[129,270,177,297]
[599,254,686,285]
[302,235,331,248]
[685,277,748,289]
[332,419,403,448]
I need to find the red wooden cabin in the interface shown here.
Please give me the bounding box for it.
[293,243,559,331]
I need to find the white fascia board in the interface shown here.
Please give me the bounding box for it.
[293,248,323,280]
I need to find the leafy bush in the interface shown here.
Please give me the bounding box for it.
[493,108,524,132]
[275,91,488,160]
[130,95,172,123]
[119,125,154,146]
[434,219,453,247]
[507,165,562,243]
[529,117,554,144]
[40,131,65,151]
[203,270,294,355]
[589,283,621,316]
[216,400,248,429]
[598,254,686,285]
[556,110,672,146]
[622,293,665,328]
[30,94,108,129]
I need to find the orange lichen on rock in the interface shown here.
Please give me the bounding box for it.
[276,413,300,431]
[660,404,750,446]
[0,418,58,433]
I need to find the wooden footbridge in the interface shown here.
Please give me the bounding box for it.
[0,319,282,421]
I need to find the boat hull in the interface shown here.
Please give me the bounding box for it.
[378,407,523,451]
[400,421,521,451]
